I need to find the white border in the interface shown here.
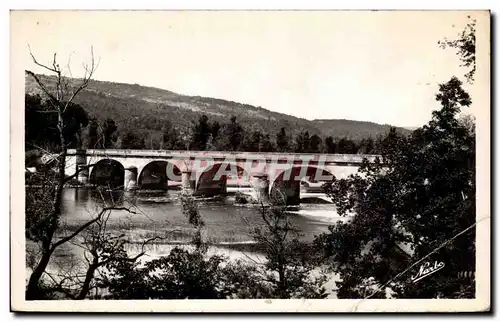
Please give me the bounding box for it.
[6,4,494,315]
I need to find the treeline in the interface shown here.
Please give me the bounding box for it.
[24,17,477,301]
[25,93,397,154]
[25,76,477,300]
[184,114,390,154]
[26,71,408,143]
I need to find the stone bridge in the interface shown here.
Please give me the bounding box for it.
[64,149,380,205]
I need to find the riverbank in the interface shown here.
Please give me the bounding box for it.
[27,238,341,299]
[25,187,345,299]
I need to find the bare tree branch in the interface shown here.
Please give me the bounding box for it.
[63,46,95,113]
[63,162,97,184]
[25,70,59,106]
[28,45,59,74]
[51,206,138,251]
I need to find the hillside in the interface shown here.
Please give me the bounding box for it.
[25,72,410,142]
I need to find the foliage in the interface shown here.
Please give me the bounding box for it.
[99,246,230,299]
[219,260,275,298]
[222,116,244,151]
[324,136,336,153]
[246,130,264,152]
[100,189,230,299]
[161,120,184,150]
[294,131,310,153]
[25,171,56,243]
[315,76,476,299]
[26,87,402,154]
[309,134,322,153]
[438,16,476,83]
[242,130,275,152]
[24,49,150,301]
[250,197,328,299]
[101,118,118,149]
[179,190,206,250]
[86,118,100,149]
[275,127,289,152]
[337,137,358,154]
[260,133,274,152]
[120,130,146,149]
[25,94,89,151]
[358,137,376,154]
[189,115,212,151]
[26,71,411,154]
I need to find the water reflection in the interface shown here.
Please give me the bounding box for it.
[36,188,348,299]
[61,187,346,245]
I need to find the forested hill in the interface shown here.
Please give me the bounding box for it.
[25,72,410,145]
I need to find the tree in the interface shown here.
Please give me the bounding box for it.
[358,137,375,154]
[161,120,183,150]
[25,171,57,244]
[302,131,311,153]
[101,118,118,149]
[310,134,322,153]
[295,131,311,153]
[25,93,57,151]
[38,194,163,300]
[189,114,212,151]
[248,196,328,299]
[324,136,336,154]
[86,118,100,149]
[315,76,475,299]
[120,130,146,149]
[146,131,162,150]
[99,190,231,299]
[276,127,289,152]
[247,130,262,152]
[212,116,244,151]
[226,116,244,151]
[260,133,274,152]
[100,246,230,299]
[25,92,89,151]
[337,137,357,154]
[25,48,147,301]
[438,16,476,83]
[211,120,221,143]
[25,47,99,300]
[365,137,375,154]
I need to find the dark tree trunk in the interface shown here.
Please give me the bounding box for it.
[26,245,54,300]
[78,257,99,300]
[26,108,67,300]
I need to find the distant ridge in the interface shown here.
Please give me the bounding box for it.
[25,72,411,141]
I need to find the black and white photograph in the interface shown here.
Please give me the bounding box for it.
[9,10,490,312]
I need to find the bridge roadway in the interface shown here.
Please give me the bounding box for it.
[64,149,381,205]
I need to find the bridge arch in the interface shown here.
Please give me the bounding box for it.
[89,159,125,189]
[269,165,334,205]
[195,161,253,198]
[137,160,182,190]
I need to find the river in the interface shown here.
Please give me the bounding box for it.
[60,187,349,245]
[27,187,350,298]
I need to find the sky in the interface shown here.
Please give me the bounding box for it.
[11,10,489,128]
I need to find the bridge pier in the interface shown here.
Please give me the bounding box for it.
[196,179,227,197]
[64,149,374,200]
[158,171,169,190]
[124,167,138,191]
[75,149,89,184]
[181,170,196,193]
[140,166,169,190]
[271,180,300,205]
[250,173,269,204]
[284,181,301,205]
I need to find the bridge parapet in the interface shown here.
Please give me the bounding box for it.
[60,148,383,202]
[66,149,381,165]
